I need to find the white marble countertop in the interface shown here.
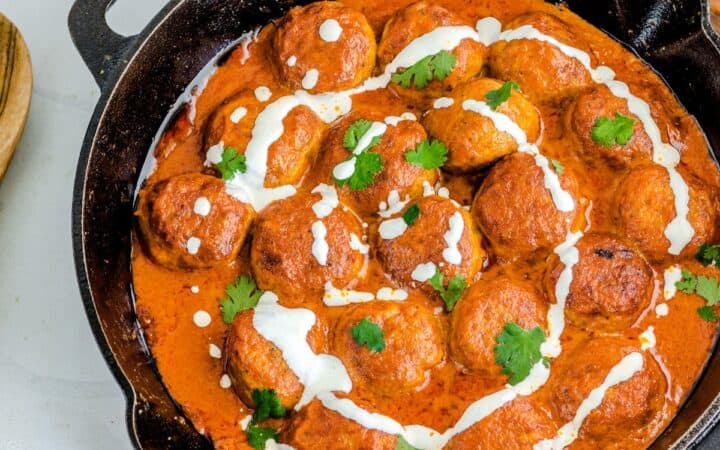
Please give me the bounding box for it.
[0,1,167,448]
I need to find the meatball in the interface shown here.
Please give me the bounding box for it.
[204,90,325,187]
[282,400,396,450]
[614,164,717,262]
[567,85,655,168]
[251,191,365,296]
[450,274,547,375]
[332,302,444,396]
[423,78,541,172]
[445,398,557,450]
[272,2,376,93]
[314,114,437,216]
[224,311,303,410]
[545,233,653,332]
[378,1,486,99]
[488,12,594,104]
[472,152,582,259]
[135,173,255,269]
[549,337,666,445]
[376,195,485,295]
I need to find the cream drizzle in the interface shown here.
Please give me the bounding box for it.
[378,190,411,218]
[310,222,329,266]
[376,287,409,301]
[286,55,297,67]
[323,282,374,306]
[411,262,438,282]
[302,69,319,90]
[462,99,574,212]
[186,237,201,255]
[311,183,339,218]
[349,233,369,254]
[640,326,657,351]
[193,197,211,216]
[319,19,343,42]
[384,112,417,126]
[442,212,464,265]
[378,217,407,240]
[663,265,682,300]
[534,353,644,450]
[230,106,247,124]
[332,121,388,181]
[433,97,454,109]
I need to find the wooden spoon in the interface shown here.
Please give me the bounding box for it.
[0,12,32,183]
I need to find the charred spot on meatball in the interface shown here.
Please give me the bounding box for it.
[545,233,653,332]
[135,173,255,270]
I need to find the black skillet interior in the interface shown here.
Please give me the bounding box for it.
[68,0,720,448]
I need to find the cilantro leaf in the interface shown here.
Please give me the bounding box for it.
[485,80,520,110]
[550,159,565,175]
[697,276,720,306]
[351,317,386,352]
[697,306,719,322]
[220,274,264,324]
[216,147,247,181]
[402,204,420,226]
[343,119,373,150]
[246,425,278,450]
[676,269,698,294]
[391,50,457,89]
[591,113,635,147]
[334,151,383,191]
[405,139,448,170]
[494,322,546,385]
[428,269,467,311]
[696,243,720,267]
[251,389,286,423]
[396,435,419,450]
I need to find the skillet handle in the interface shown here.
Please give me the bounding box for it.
[67,0,138,88]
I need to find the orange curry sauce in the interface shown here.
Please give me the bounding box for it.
[132,0,720,449]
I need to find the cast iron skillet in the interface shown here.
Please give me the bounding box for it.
[68,0,720,449]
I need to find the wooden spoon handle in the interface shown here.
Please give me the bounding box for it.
[0,13,32,183]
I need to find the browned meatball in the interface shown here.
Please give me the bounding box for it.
[204,90,325,187]
[549,337,666,446]
[333,301,444,396]
[251,192,365,296]
[614,164,717,262]
[272,2,376,93]
[282,400,396,450]
[450,274,547,375]
[445,397,557,450]
[488,12,594,104]
[378,1,486,99]
[135,173,255,269]
[224,311,302,410]
[567,85,656,168]
[545,233,653,332]
[472,152,582,259]
[376,195,485,296]
[423,78,541,172]
[313,114,437,216]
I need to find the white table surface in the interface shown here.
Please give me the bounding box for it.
[0,1,168,448]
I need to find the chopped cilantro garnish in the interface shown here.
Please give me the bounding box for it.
[351,317,386,352]
[494,321,546,385]
[391,50,457,89]
[219,274,264,324]
[550,159,565,175]
[698,306,720,322]
[485,80,520,110]
[591,112,635,147]
[675,269,720,322]
[334,119,384,190]
[334,151,383,191]
[404,139,448,170]
[402,203,421,226]
[251,389,286,423]
[343,119,380,151]
[246,425,278,450]
[696,243,720,267]
[216,147,247,181]
[428,269,467,311]
[396,435,419,450]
